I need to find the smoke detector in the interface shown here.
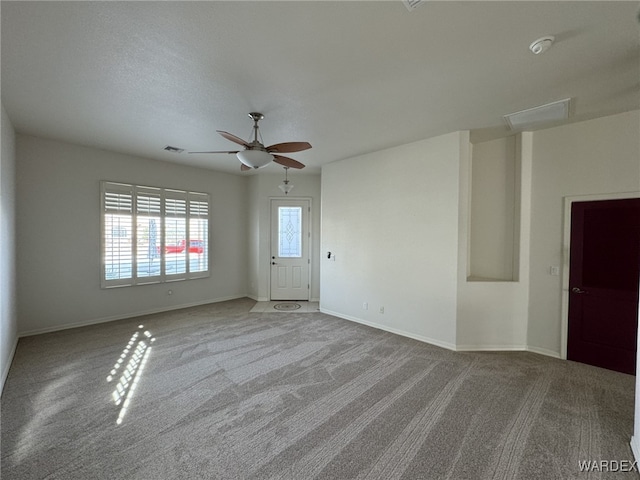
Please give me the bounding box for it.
[529,36,555,55]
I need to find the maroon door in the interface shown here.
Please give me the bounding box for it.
[567,198,640,375]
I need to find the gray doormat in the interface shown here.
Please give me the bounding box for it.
[274,302,302,311]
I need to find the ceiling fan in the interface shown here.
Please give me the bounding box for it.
[189,112,311,171]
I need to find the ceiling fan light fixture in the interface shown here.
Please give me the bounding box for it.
[191,112,310,171]
[278,182,294,195]
[236,149,273,169]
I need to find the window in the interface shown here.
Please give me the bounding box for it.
[102,181,209,288]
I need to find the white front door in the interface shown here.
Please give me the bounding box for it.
[270,198,310,301]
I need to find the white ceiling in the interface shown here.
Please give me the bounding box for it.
[2,1,639,175]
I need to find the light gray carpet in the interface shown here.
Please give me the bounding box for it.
[1,298,636,479]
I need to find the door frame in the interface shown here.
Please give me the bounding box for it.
[560,191,640,360]
[268,196,312,301]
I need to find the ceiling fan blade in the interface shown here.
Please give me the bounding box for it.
[217,130,250,148]
[273,155,305,169]
[188,150,240,154]
[240,164,251,171]
[266,141,312,154]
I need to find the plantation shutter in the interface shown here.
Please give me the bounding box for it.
[188,192,210,277]
[102,182,134,287]
[135,187,162,284]
[101,181,210,287]
[164,190,188,279]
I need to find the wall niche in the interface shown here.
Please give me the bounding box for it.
[468,135,521,282]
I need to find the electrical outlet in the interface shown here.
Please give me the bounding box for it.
[379,306,384,314]
[363,302,368,310]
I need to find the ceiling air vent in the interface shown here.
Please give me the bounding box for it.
[504,98,571,131]
[403,0,426,11]
[163,145,184,153]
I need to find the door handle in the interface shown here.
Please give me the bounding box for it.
[571,287,587,294]
[271,261,278,265]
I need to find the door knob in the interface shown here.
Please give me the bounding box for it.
[271,261,278,265]
[571,287,587,294]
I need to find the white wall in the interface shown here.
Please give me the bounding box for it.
[246,173,321,301]
[527,110,640,355]
[320,132,463,348]
[1,104,18,392]
[247,175,261,299]
[320,129,532,352]
[16,135,249,334]
[320,111,639,357]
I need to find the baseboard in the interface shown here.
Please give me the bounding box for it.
[18,294,248,337]
[456,344,528,352]
[318,309,565,359]
[631,436,640,465]
[320,308,457,351]
[526,345,562,359]
[456,344,562,359]
[247,295,269,302]
[1,336,19,396]
[249,296,319,302]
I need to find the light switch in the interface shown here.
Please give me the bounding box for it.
[549,266,560,276]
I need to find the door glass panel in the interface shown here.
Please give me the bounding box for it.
[278,206,302,258]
